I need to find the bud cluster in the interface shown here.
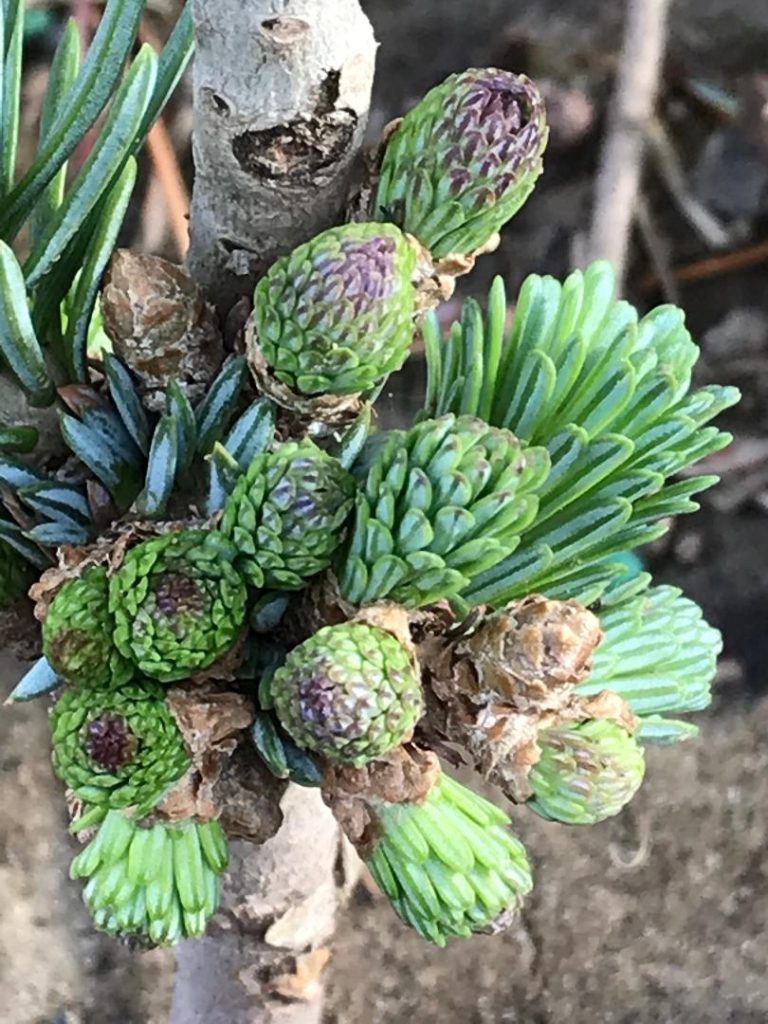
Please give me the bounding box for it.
[4,52,728,955]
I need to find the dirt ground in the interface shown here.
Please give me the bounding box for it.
[3,0,768,1021]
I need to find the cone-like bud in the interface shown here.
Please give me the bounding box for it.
[528,718,645,825]
[416,597,633,805]
[327,750,533,946]
[0,539,34,609]
[102,251,225,413]
[70,810,229,944]
[456,595,603,705]
[110,531,247,683]
[339,414,549,607]
[51,680,190,816]
[43,567,133,688]
[375,69,548,259]
[251,223,418,396]
[272,622,423,766]
[221,441,356,590]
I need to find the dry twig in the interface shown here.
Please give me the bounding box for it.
[640,238,768,293]
[139,22,191,259]
[645,117,731,250]
[634,193,680,305]
[145,116,190,259]
[587,0,671,289]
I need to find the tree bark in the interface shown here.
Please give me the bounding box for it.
[174,2,376,1021]
[188,0,378,310]
[171,786,357,1024]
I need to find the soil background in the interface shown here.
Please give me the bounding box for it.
[3,0,768,1021]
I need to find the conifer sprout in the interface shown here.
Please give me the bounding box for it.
[420,260,740,610]
[579,585,723,744]
[50,680,191,820]
[339,413,550,607]
[249,222,418,397]
[0,4,738,954]
[43,566,133,688]
[368,774,533,945]
[220,440,356,589]
[270,621,424,766]
[375,69,548,259]
[110,530,247,683]
[328,755,533,946]
[70,810,229,944]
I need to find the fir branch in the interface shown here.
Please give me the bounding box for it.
[576,584,722,737]
[422,262,739,607]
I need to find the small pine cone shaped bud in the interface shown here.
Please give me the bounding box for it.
[375,69,548,259]
[110,531,247,683]
[251,222,418,396]
[50,680,191,815]
[528,718,646,825]
[339,414,549,608]
[102,251,224,413]
[458,595,603,705]
[366,772,532,945]
[220,441,356,590]
[0,539,34,609]
[43,567,133,688]
[70,810,229,944]
[271,622,424,766]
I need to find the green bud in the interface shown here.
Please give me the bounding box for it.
[43,567,133,688]
[51,679,190,815]
[71,810,228,944]
[375,69,548,258]
[367,772,533,945]
[220,441,356,589]
[528,718,646,825]
[252,222,418,395]
[110,530,247,683]
[271,622,424,766]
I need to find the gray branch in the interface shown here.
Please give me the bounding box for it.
[176,2,376,1020]
[170,787,357,1024]
[188,0,377,310]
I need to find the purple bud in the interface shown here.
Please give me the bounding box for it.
[153,573,205,618]
[443,72,537,160]
[85,714,136,772]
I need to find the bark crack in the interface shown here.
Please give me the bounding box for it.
[232,110,357,184]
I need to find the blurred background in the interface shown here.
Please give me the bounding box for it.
[4,0,768,1021]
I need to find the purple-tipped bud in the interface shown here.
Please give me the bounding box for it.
[375,69,548,259]
[271,622,424,766]
[252,222,418,396]
[220,440,356,590]
[86,714,136,772]
[50,680,190,813]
